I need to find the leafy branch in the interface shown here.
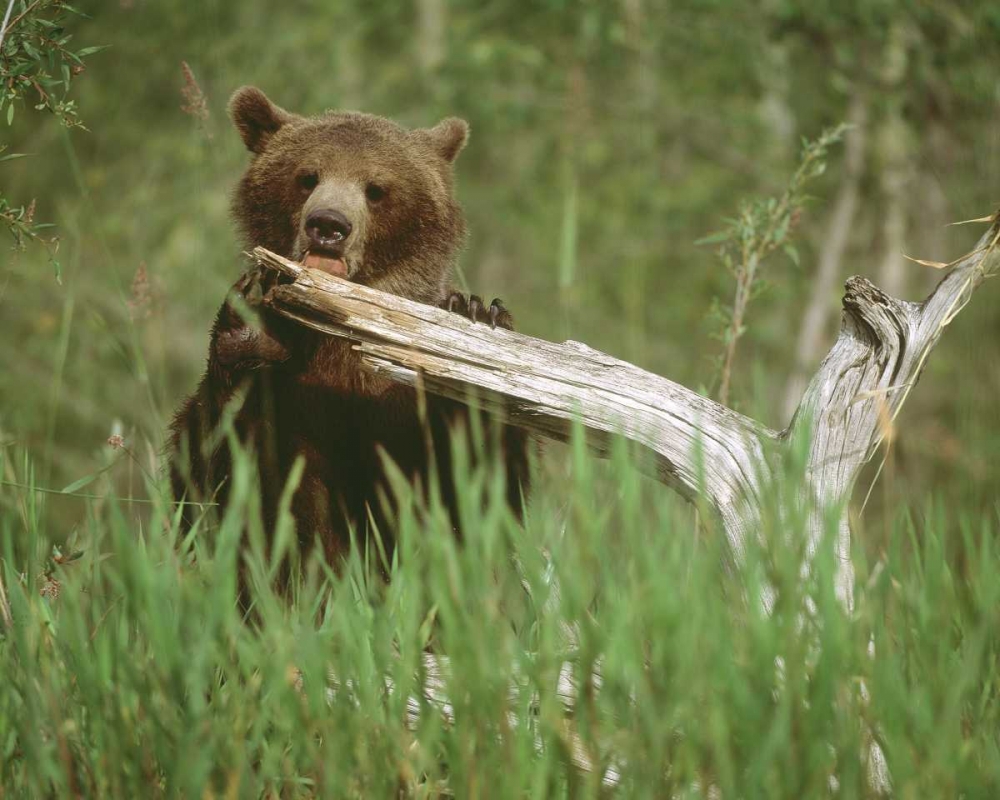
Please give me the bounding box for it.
[1,0,105,272]
[702,125,846,406]
[0,155,57,254]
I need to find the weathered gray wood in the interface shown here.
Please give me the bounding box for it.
[789,219,1000,601]
[330,654,622,787]
[255,215,998,788]
[256,213,999,600]
[258,248,779,560]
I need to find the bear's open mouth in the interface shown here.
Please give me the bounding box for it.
[301,248,348,279]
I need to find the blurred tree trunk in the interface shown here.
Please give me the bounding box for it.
[335,5,364,109]
[622,0,657,120]
[556,62,588,336]
[917,121,954,291]
[783,89,868,421]
[757,0,796,159]
[415,0,446,76]
[875,21,914,299]
[622,0,656,363]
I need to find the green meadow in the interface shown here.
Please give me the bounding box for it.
[3,2,1000,796]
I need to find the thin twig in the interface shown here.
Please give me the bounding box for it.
[0,480,217,506]
[0,0,38,56]
[715,131,842,406]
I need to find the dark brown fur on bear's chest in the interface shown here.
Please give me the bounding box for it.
[278,336,435,474]
[259,351,440,558]
[168,86,529,573]
[227,332,494,563]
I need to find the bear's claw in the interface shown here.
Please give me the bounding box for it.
[443,292,513,330]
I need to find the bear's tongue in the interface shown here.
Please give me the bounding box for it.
[302,251,348,278]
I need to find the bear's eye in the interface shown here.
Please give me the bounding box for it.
[365,183,388,203]
[297,172,319,193]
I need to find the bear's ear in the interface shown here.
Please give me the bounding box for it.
[423,117,469,164]
[228,86,294,154]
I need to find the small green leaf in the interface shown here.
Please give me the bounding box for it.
[695,231,731,246]
[60,473,100,494]
[0,152,26,162]
[76,45,110,57]
[773,216,790,243]
[6,104,13,126]
[783,243,800,267]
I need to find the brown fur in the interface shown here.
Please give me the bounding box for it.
[169,87,529,569]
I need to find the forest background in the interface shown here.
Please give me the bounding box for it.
[3,2,1000,796]
[4,1,999,542]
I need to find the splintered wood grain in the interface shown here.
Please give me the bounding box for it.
[255,212,1000,596]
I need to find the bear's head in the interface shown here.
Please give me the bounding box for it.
[229,86,469,304]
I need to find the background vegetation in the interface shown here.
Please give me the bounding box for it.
[3,0,1000,527]
[2,1,1000,795]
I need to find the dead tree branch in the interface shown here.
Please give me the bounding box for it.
[258,248,778,559]
[255,213,998,787]
[256,211,1000,601]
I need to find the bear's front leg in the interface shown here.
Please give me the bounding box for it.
[169,267,297,523]
[210,268,295,382]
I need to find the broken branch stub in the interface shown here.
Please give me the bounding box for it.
[788,219,1000,595]
[256,211,1000,594]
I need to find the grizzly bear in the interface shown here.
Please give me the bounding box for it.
[169,86,529,569]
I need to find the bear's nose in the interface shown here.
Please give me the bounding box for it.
[305,209,353,250]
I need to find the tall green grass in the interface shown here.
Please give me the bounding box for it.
[1,426,998,798]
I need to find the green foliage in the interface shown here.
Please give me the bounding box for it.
[2,434,1000,796]
[2,0,998,514]
[0,3,998,792]
[703,126,845,405]
[0,0,101,127]
[0,0,103,268]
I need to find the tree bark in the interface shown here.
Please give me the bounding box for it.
[415,0,446,76]
[260,250,776,557]
[257,212,1000,603]
[252,217,1000,788]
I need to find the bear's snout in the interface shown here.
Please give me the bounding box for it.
[305,209,353,252]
